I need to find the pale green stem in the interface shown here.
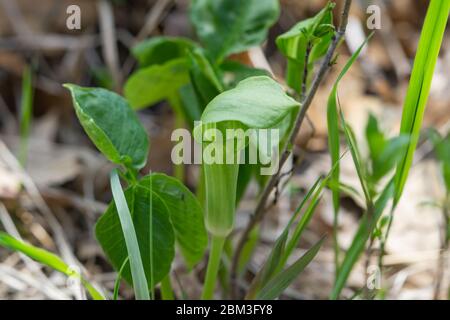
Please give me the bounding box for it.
[169,95,185,182]
[201,235,225,300]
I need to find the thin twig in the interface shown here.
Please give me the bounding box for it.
[98,0,122,91]
[0,202,69,299]
[0,0,32,36]
[301,43,312,101]
[0,140,104,298]
[121,0,174,76]
[230,0,353,298]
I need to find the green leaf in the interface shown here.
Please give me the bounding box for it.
[276,2,335,92]
[393,0,450,204]
[141,174,207,268]
[255,237,325,300]
[372,135,410,182]
[219,61,270,89]
[190,0,280,62]
[108,170,150,299]
[366,114,387,166]
[187,48,223,108]
[178,84,203,123]
[96,174,175,292]
[365,114,410,183]
[0,232,104,300]
[132,36,196,68]
[124,58,191,109]
[64,85,149,170]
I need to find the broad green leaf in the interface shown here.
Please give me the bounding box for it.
[64,85,149,170]
[219,61,270,89]
[366,114,410,183]
[96,174,175,291]
[124,58,191,109]
[394,0,450,204]
[141,174,207,268]
[187,48,223,108]
[276,2,335,92]
[132,36,196,68]
[91,67,115,90]
[330,180,394,300]
[372,135,410,183]
[178,84,203,124]
[190,0,280,62]
[0,232,104,300]
[366,114,387,166]
[255,237,325,300]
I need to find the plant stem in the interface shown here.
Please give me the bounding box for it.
[300,42,312,101]
[377,205,395,279]
[333,214,340,280]
[230,0,353,297]
[169,95,186,182]
[160,275,175,300]
[202,235,225,300]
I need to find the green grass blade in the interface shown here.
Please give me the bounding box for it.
[330,34,373,205]
[110,169,150,300]
[394,0,450,204]
[281,179,326,267]
[245,230,289,299]
[19,66,34,166]
[255,237,325,300]
[0,232,104,300]
[330,180,394,300]
[113,257,129,300]
[341,119,372,203]
[327,34,373,276]
[238,225,260,274]
[288,176,323,228]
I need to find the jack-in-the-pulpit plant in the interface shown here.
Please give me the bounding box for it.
[0,0,448,301]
